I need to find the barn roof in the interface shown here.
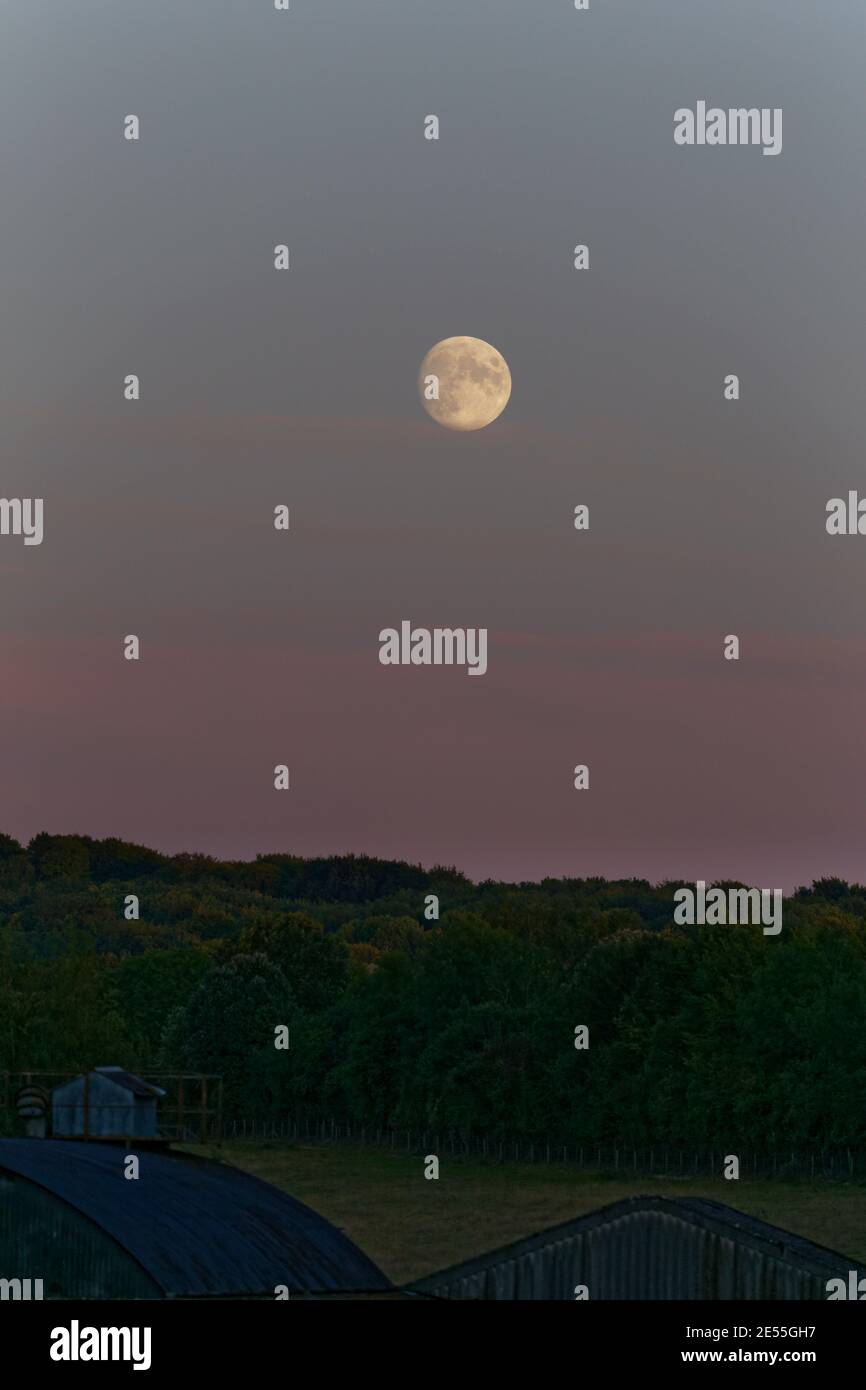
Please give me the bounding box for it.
[408,1194,860,1299]
[93,1067,167,1098]
[0,1139,389,1298]
[53,1067,166,1099]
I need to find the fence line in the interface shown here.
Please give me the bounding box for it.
[223,1114,866,1181]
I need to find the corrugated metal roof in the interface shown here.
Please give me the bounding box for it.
[92,1068,167,1098]
[0,1139,389,1298]
[408,1195,862,1300]
[52,1069,165,1100]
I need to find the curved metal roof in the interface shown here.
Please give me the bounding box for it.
[0,1139,389,1298]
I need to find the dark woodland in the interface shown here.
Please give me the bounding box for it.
[1,833,863,1149]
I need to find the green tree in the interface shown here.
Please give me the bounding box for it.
[173,953,294,1113]
[238,912,348,1011]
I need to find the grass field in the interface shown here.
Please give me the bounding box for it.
[184,1139,866,1286]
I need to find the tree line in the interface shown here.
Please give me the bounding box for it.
[1,833,865,1149]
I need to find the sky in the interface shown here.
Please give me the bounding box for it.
[2,0,866,889]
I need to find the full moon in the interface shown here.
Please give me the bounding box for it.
[418,336,511,431]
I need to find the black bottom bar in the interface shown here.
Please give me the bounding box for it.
[6,1298,861,1376]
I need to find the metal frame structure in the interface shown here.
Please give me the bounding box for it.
[1,1070,223,1144]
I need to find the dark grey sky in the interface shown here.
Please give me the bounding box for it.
[2,0,865,888]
